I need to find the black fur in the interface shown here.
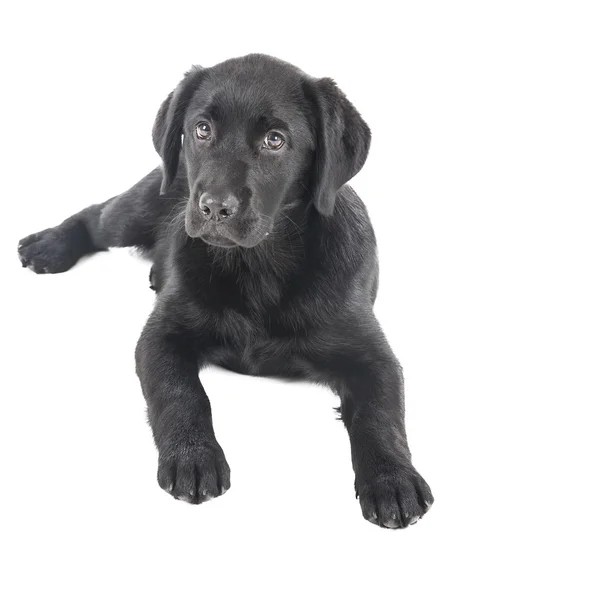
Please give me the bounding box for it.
[18,54,433,529]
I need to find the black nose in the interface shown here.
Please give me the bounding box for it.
[199,192,240,221]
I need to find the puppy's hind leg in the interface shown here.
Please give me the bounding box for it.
[18,167,169,274]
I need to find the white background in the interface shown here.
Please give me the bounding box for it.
[1,1,599,598]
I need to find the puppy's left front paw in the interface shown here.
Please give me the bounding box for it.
[356,464,433,529]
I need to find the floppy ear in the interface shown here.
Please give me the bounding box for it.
[152,66,206,194]
[306,77,371,216]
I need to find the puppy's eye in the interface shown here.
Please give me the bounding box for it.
[196,122,212,140]
[263,131,285,151]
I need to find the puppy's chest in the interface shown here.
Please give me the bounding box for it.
[201,266,300,331]
[188,261,312,371]
[208,281,311,374]
[213,306,305,376]
[217,299,299,345]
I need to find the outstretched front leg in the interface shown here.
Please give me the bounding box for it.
[307,312,433,529]
[18,167,169,273]
[135,299,230,503]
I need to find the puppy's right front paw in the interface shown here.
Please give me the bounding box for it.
[157,441,231,504]
[18,226,82,274]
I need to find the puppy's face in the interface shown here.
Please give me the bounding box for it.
[181,62,314,247]
[153,55,371,248]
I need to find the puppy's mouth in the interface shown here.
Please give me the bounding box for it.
[197,230,238,248]
[185,200,271,248]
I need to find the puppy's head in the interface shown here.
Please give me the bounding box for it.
[153,54,370,248]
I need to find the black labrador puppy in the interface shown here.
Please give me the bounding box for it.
[18,54,433,529]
